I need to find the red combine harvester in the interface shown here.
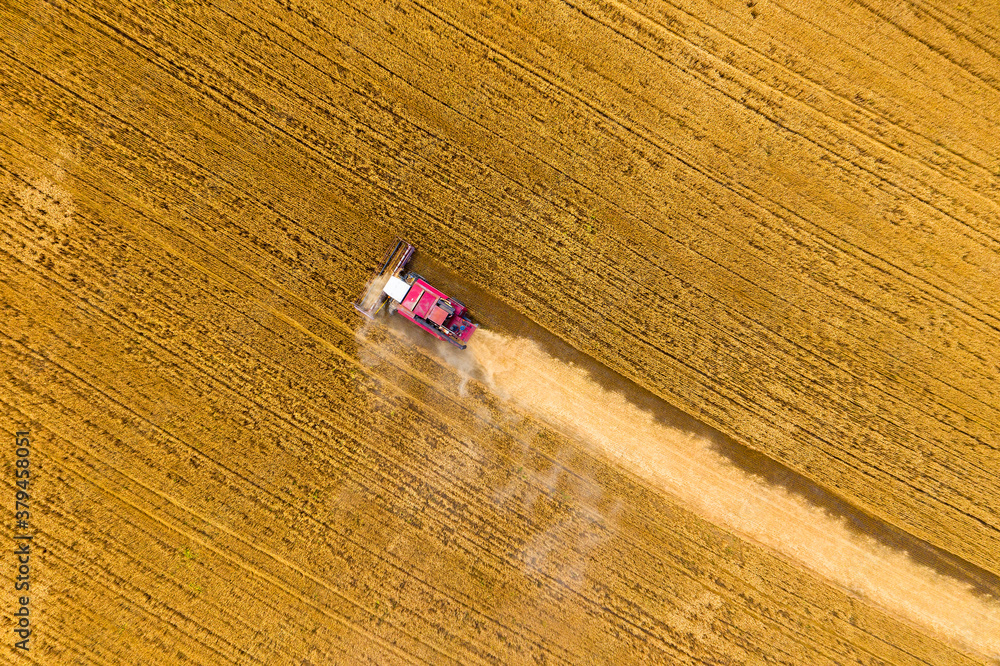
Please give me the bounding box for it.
[354,239,478,349]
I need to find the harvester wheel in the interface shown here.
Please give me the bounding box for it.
[387,300,398,315]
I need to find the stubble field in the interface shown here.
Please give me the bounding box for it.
[2,0,999,662]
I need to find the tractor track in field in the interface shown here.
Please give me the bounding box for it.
[468,327,1000,659]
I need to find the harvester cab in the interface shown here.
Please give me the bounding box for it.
[355,239,479,349]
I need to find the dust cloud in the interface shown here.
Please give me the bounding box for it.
[470,329,1000,660]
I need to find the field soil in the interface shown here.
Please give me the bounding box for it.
[2,0,999,663]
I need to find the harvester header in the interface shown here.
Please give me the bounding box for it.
[355,239,478,349]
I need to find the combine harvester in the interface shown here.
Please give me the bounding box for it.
[355,239,478,349]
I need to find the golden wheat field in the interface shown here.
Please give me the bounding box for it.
[2,0,999,662]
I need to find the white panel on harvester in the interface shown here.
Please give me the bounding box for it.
[383,276,412,302]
